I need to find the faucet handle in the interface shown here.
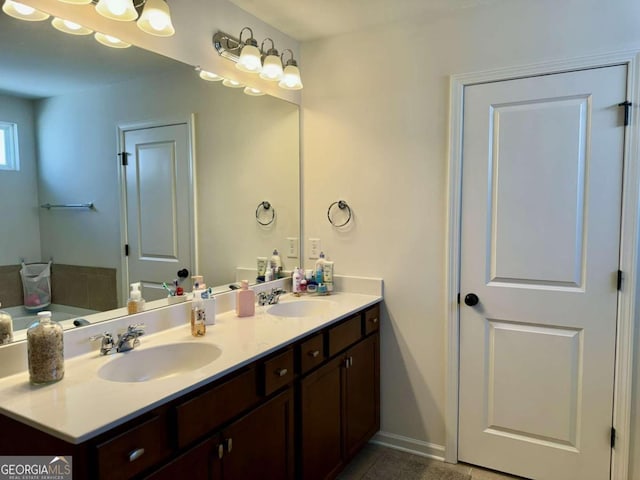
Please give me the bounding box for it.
[127,323,146,334]
[90,332,113,342]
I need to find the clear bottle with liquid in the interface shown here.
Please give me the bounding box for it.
[27,311,64,384]
[0,302,13,345]
[127,282,145,314]
[191,290,206,336]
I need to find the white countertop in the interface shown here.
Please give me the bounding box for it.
[0,291,381,444]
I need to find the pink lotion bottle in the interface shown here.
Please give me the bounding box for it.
[235,280,255,317]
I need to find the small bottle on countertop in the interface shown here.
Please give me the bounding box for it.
[314,252,326,283]
[292,268,303,295]
[270,249,282,279]
[236,280,255,317]
[127,282,145,314]
[323,260,334,293]
[27,311,64,384]
[191,289,206,336]
[0,303,13,345]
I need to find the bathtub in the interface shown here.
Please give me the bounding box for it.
[2,304,99,331]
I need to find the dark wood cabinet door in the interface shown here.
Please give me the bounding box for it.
[221,389,294,480]
[299,355,344,480]
[344,334,379,459]
[144,437,220,480]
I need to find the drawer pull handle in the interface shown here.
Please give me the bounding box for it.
[218,443,224,459]
[370,317,379,324]
[276,368,288,377]
[128,448,145,462]
[309,350,320,358]
[226,438,233,453]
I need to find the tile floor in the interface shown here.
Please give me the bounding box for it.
[338,443,524,480]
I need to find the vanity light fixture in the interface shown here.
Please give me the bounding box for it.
[278,49,303,90]
[52,17,93,35]
[259,38,283,81]
[136,0,174,37]
[213,29,303,90]
[53,0,175,36]
[2,0,49,21]
[94,31,131,48]
[236,27,262,73]
[95,0,137,21]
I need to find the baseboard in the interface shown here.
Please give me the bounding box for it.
[371,431,446,462]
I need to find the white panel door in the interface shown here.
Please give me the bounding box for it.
[124,123,192,301]
[458,66,627,480]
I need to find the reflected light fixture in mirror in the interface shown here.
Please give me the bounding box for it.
[198,69,223,82]
[222,78,245,88]
[58,0,91,4]
[2,0,50,21]
[52,17,93,35]
[244,87,264,96]
[94,31,131,48]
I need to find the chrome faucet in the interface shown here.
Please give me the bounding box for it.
[90,323,145,355]
[257,288,286,306]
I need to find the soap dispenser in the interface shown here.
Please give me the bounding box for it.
[236,280,255,317]
[0,302,13,345]
[27,311,64,384]
[127,282,145,314]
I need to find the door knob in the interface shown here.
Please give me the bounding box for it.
[464,293,479,306]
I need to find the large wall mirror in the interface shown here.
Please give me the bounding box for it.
[0,12,300,342]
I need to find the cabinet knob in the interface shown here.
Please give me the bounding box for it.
[276,368,288,377]
[128,448,145,462]
[226,438,233,453]
[218,443,224,459]
[370,317,378,324]
[309,350,320,358]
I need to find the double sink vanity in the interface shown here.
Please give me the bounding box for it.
[0,284,382,479]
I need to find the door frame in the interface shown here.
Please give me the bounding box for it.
[117,115,197,304]
[445,51,640,479]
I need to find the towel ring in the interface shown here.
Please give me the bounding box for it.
[256,201,275,226]
[327,200,352,227]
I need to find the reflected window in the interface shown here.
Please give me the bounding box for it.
[0,122,19,171]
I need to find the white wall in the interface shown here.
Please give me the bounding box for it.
[0,94,40,265]
[300,0,640,473]
[35,66,299,298]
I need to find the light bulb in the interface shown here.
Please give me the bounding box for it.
[222,79,245,88]
[94,32,131,48]
[2,0,49,21]
[95,0,138,21]
[236,43,262,73]
[137,0,174,37]
[278,64,303,90]
[52,17,93,35]
[199,70,223,82]
[244,87,265,96]
[260,54,283,81]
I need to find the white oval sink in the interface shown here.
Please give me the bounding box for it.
[267,300,335,318]
[98,342,222,383]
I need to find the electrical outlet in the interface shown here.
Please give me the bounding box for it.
[309,238,321,259]
[286,237,298,258]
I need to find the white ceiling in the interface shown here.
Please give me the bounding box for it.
[227,0,498,42]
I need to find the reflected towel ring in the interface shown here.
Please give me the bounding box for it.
[327,200,352,227]
[256,201,275,226]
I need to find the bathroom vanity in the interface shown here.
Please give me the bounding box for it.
[0,292,381,480]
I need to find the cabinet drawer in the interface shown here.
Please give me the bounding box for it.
[262,348,294,396]
[175,367,259,449]
[298,333,325,375]
[96,414,171,480]
[364,304,380,335]
[328,314,362,357]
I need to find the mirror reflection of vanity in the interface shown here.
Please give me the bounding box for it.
[0,12,300,341]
